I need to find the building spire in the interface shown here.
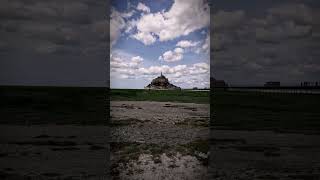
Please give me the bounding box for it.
[161,72,162,76]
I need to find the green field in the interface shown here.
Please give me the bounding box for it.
[112,89,320,132]
[0,86,107,125]
[2,86,319,132]
[212,90,320,132]
[110,89,210,104]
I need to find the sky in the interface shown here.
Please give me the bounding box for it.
[110,0,210,89]
[1,0,319,87]
[0,0,107,87]
[212,0,320,86]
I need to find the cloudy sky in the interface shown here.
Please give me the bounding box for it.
[1,0,318,87]
[110,0,210,89]
[212,0,320,86]
[0,0,107,86]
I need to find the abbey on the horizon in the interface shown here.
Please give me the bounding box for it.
[145,72,181,90]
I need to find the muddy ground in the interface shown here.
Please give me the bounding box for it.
[209,130,320,179]
[111,101,320,180]
[0,125,109,179]
[1,98,319,179]
[110,101,210,180]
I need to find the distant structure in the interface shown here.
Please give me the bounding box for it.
[264,81,280,87]
[301,81,320,87]
[211,78,228,88]
[145,72,181,90]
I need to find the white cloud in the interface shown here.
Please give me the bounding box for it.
[132,0,209,45]
[110,52,144,70]
[176,40,199,48]
[137,2,150,13]
[137,63,208,80]
[202,34,210,52]
[110,9,125,47]
[174,47,184,54]
[122,10,135,18]
[110,51,209,88]
[125,19,138,33]
[195,33,210,53]
[130,56,144,69]
[131,31,156,45]
[159,47,184,62]
[189,62,210,75]
[110,54,128,69]
[193,62,209,70]
[131,56,143,63]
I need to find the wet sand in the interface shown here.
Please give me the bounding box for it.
[209,130,320,179]
[110,101,210,180]
[0,125,109,179]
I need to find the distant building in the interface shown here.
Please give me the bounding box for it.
[211,78,228,88]
[301,81,320,87]
[264,81,280,87]
[145,73,181,90]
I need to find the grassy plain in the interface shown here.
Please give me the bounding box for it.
[110,89,210,104]
[2,86,319,132]
[212,90,320,132]
[111,88,320,131]
[0,86,107,125]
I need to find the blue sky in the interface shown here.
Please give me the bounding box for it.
[110,0,210,89]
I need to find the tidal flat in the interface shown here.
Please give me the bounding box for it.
[110,100,210,180]
[112,89,320,179]
[1,86,320,179]
[0,86,108,179]
[210,90,320,179]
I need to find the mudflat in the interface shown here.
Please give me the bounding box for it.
[110,101,210,180]
[0,125,109,179]
[209,130,320,179]
[0,86,108,179]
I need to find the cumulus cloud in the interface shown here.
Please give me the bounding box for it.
[111,51,209,88]
[110,9,126,46]
[110,52,144,69]
[137,2,150,13]
[122,10,135,18]
[125,19,138,33]
[176,40,199,48]
[0,0,108,55]
[131,56,143,63]
[131,0,209,45]
[131,31,156,45]
[202,34,210,52]
[212,1,320,85]
[0,0,108,87]
[159,48,184,62]
[130,56,144,69]
[194,33,210,54]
